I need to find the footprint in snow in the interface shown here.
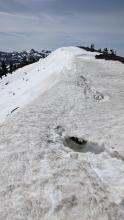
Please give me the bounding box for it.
[22,78,29,82]
[5,82,9,85]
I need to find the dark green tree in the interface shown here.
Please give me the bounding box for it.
[2,61,7,76]
[9,61,13,73]
[91,44,95,51]
[0,67,3,79]
[110,49,116,55]
[103,48,108,54]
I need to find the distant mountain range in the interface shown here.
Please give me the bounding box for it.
[0,49,51,77]
[0,49,51,66]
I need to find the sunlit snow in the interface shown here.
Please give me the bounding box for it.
[0,47,124,219]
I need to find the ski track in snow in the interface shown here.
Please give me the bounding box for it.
[0,47,124,219]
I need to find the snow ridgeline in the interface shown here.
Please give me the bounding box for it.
[0,47,124,219]
[0,46,97,123]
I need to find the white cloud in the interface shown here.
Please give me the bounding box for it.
[0,9,123,54]
[0,11,38,20]
[0,11,123,35]
[14,0,56,4]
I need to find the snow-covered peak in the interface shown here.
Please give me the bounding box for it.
[0,46,85,123]
[0,46,111,124]
[48,46,99,59]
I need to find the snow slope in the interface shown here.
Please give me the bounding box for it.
[0,47,124,220]
[0,46,95,123]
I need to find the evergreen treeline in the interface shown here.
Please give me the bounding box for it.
[78,44,116,55]
[78,44,124,64]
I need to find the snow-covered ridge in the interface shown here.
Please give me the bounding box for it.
[0,46,124,219]
[0,46,97,123]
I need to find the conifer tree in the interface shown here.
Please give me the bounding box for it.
[103,48,108,54]
[9,61,13,73]
[91,44,95,51]
[2,61,7,76]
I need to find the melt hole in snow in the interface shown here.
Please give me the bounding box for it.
[64,136,105,154]
[5,82,9,85]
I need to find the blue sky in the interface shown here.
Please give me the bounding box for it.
[0,0,124,55]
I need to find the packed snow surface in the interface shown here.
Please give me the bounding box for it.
[0,47,124,219]
[0,47,94,123]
